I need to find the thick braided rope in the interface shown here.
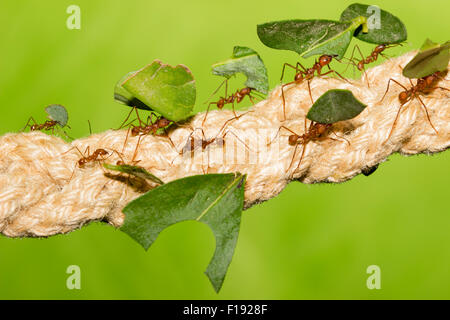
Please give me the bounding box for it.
[0,52,448,238]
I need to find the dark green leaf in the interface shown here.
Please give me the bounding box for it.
[402,39,450,79]
[114,71,150,111]
[211,46,269,94]
[257,16,367,59]
[340,3,407,44]
[45,104,68,127]
[103,163,164,185]
[121,173,246,293]
[122,60,196,122]
[307,89,366,123]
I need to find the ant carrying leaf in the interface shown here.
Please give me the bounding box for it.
[22,104,72,140]
[203,46,268,125]
[268,90,366,177]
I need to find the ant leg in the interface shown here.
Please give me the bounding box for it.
[231,100,237,118]
[203,79,228,104]
[329,129,351,145]
[379,78,408,103]
[202,102,218,126]
[280,63,301,82]
[319,69,349,83]
[416,95,439,135]
[21,116,38,132]
[115,107,135,130]
[131,134,143,163]
[267,125,300,146]
[121,125,133,154]
[385,102,407,142]
[286,144,299,177]
[307,80,314,104]
[281,81,296,120]
[291,143,307,179]
[222,130,253,152]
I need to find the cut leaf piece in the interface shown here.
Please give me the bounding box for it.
[114,71,150,111]
[103,163,164,185]
[340,3,407,44]
[45,104,68,127]
[307,89,366,123]
[121,173,246,293]
[402,39,450,79]
[122,60,196,122]
[257,16,367,59]
[212,46,269,94]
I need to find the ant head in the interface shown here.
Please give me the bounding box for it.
[98,149,109,156]
[398,91,409,103]
[78,158,86,167]
[217,99,225,109]
[288,135,298,145]
[158,118,171,127]
[116,160,125,166]
[131,126,140,136]
[30,124,38,131]
[357,61,365,71]
[374,44,387,53]
[319,55,333,66]
[294,73,304,81]
[240,87,252,95]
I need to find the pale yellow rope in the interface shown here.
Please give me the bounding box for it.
[0,52,448,237]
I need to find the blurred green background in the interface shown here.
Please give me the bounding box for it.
[0,0,449,299]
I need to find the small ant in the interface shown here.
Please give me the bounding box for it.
[280,55,348,119]
[74,147,110,168]
[379,70,449,142]
[203,79,262,126]
[22,118,59,132]
[117,107,175,162]
[346,43,400,87]
[173,113,252,173]
[268,121,349,178]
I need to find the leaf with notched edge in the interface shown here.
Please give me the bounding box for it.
[307,89,366,124]
[121,173,246,293]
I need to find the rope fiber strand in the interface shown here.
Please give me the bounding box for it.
[0,52,449,238]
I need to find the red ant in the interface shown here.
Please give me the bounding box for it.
[117,107,175,162]
[280,55,348,120]
[62,146,112,180]
[346,43,401,87]
[268,121,349,178]
[22,118,59,132]
[379,70,449,142]
[203,79,262,126]
[173,113,252,173]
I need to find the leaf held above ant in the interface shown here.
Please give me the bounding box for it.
[257,16,367,59]
[45,104,68,128]
[307,89,366,124]
[121,172,246,293]
[340,3,407,44]
[402,39,450,79]
[114,71,151,111]
[211,46,269,94]
[120,60,197,122]
[103,163,164,185]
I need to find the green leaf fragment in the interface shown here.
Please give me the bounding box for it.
[103,163,164,185]
[45,104,68,127]
[257,16,366,59]
[121,173,246,293]
[340,3,407,44]
[307,89,366,124]
[114,71,150,111]
[402,39,450,79]
[121,60,196,122]
[211,46,269,94]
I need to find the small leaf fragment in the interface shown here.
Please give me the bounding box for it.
[307,89,366,123]
[402,39,450,79]
[103,163,164,185]
[114,71,150,111]
[212,46,269,94]
[340,3,407,44]
[257,17,366,59]
[122,60,196,122]
[121,173,246,293]
[45,104,68,127]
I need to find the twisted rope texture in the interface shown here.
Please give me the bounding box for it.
[0,52,448,237]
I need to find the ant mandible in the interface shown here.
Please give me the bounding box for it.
[268,120,349,178]
[202,79,260,126]
[280,55,348,120]
[379,70,449,142]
